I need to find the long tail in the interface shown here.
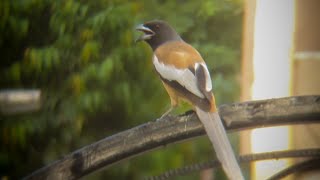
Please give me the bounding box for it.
[196,107,244,180]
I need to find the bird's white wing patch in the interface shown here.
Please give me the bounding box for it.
[153,55,204,98]
[195,63,212,92]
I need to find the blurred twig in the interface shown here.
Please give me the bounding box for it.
[24,95,320,180]
[0,89,41,115]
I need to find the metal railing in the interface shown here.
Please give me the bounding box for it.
[24,95,320,180]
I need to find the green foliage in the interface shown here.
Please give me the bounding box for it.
[0,0,243,179]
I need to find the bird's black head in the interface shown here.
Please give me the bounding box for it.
[136,20,182,50]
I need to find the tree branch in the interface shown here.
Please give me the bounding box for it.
[24,95,320,180]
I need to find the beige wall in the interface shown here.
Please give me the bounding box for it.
[292,0,320,178]
[241,0,320,179]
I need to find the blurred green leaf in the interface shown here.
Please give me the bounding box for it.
[81,41,100,63]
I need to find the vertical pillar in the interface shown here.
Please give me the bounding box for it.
[292,0,320,179]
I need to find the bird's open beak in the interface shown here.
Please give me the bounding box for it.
[135,24,155,42]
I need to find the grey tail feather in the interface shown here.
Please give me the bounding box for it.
[196,107,244,180]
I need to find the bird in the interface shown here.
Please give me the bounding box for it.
[136,20,244,180]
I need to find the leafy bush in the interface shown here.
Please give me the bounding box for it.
[0,0,243,179]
